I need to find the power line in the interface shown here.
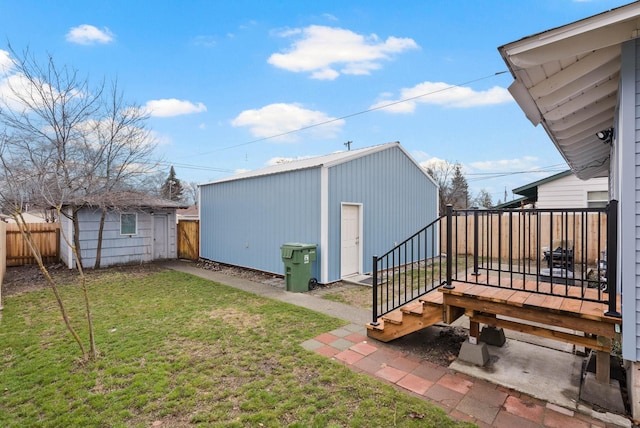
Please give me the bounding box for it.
[188,70,510,157]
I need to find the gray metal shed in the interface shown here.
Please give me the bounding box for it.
[199,142,439,284]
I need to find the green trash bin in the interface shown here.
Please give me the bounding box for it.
[280,243,317,292]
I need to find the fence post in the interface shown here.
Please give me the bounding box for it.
[371,255,379,325]
[443,204,455,289]
[605,200,620,317]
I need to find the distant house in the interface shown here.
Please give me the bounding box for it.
[176,205,199,222]
[497,170,608,209]
[59,192,188,269]
[199,142,439,284]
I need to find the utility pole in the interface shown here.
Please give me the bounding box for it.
[344,140,352,151]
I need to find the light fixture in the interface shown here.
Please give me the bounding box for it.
[596,128,613,143]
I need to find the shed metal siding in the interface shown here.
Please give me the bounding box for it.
[327,146,438,282]
[200,167,322,276]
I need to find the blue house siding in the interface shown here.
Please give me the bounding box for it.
[618,38,640,361]
[200,167,322,276]
[326,146,438,281]
[200,142,438,284]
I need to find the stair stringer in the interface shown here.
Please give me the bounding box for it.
[366,293,444,342]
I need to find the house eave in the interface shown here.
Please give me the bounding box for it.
[499,1,640,180]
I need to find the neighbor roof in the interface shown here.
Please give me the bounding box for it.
[498,2,640,179]
[203,141,435,185]
[511,170,573,202]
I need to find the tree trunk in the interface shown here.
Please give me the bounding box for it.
[72,207,83,269]
[14,213,88,360]
[94,207,107,269]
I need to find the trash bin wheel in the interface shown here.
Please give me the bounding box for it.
[308,278,318,290]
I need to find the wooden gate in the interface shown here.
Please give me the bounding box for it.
[6,223,61,266]
[177,220,199,261]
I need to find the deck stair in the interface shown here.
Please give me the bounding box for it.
[366,290,448,342]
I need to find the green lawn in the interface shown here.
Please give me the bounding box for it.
[0,269,474,427]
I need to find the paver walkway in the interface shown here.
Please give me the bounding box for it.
[302,323,627,428]
[163,261,631,427]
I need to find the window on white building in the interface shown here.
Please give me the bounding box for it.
[120,213,137,235]
[587,191,608,208]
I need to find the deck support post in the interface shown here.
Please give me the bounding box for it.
[469,319,479,345]
[596,349,611,384]
[459,316,489,366]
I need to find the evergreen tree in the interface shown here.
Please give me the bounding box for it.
[450,164,469,209]
[161,166,184,201]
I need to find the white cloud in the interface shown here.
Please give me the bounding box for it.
[193,35,217,47]
[268,25,418,80]
[371,81,513,113]
[66,24,115,45]
[469,156,540,171]
[0,50,13,75]
[144,99,207,118]
[231,103,345,142]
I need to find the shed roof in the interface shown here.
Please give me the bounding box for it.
[69,191,188,210]
[498,2,640,179]
[203,141,435,185]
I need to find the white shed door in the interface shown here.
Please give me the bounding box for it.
[341,204,361,277]
[153,214,168,259]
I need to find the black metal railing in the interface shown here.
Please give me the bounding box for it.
[371,215,445,325]
[371,200,620,325]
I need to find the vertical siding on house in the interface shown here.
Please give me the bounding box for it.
[537,175,608,209]
[327,146,438,282]
[618,39,640,361]
[200,168,321,277]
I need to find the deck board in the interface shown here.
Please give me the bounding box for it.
[441,281,620,329]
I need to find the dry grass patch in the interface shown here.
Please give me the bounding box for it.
[0,267,474,428]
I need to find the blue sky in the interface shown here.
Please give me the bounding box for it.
[0,0,629,204]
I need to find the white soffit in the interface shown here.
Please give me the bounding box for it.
[499,2,640,179]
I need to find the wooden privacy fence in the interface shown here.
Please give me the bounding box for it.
[6,223,61,266]
[441,210,608,267]
[177,220,199,261]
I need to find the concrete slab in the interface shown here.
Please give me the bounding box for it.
[450,338,583,411]
[581,372,626,414]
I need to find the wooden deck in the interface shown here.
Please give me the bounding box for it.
[366,278,621,383]
[440,280,621,383]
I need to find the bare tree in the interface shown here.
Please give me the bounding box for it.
[183,181,199,206]
[472,189,494,209]
[425,159,469,214]
[91,81,158,268]
[0,46,157,360]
